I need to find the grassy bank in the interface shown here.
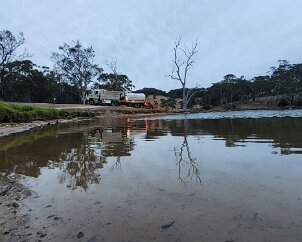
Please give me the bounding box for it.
[0,102,94,122]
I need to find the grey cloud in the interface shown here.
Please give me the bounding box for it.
[1,0,302,91]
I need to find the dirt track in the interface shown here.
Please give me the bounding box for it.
[18,102,144,111]
[18,102,178,112]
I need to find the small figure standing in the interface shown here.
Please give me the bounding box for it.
[153,100,159,110]
[144,98,152,109]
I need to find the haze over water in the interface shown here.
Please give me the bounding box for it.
[1,110,302,241]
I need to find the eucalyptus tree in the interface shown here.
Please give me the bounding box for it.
[0,29,27,98]
[95,58,134,91]
[51,41,102,103]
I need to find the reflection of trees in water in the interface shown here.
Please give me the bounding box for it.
[0,123,135,190]
[174,119,202,185]
[49,127,135,190]
[0,131,83,178]
[49,141,106,190]
[46,132,104,190]
[2,116,302,191]
[167,117,302,154]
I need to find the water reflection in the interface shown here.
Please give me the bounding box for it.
[0,121,136,190]
[174,119,202,184]
[0,116,302,190]
[53,127,135,190]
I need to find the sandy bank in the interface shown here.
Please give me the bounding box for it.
[0,173,32,242]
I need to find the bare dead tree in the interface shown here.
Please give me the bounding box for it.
[168,35,200,110]
[105,57,119,75]
[98,57,134,91]
[105,57,119,87]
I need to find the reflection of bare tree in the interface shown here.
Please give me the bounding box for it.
[174,119,202,185]
[110,156,122,173]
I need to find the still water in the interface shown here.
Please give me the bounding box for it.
[1,111,302,242]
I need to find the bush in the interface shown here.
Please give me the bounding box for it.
[0,102,94,123]
[278,98,289,107]
[294,98,302,106]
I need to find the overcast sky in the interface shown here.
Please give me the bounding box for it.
[1,0,302,91]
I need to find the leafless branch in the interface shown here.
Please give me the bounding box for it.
[186,85,202,104]
[167,35,199,109]
[105,57,119,75]
[175,136,202,185]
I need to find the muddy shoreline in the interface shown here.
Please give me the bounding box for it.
[0,110,172,139]
[0,118,85,138]
[0,173,32,242]
[1,105,299,139]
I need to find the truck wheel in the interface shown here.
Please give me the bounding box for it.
[89,99,94,105]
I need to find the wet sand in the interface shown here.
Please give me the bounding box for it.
[0,174,31,242]
[0,119,82,138]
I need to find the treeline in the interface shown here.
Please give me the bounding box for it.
[0,60,81,103]
[196,60,302,108]
[0,30,133,104]
[136,60,302,108]
[1,29,302,108]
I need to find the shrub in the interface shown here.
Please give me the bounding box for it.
[0,102,94,123]
[278,98,289,107]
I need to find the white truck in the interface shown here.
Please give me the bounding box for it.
[85,89,125,106]
[120,93,146,108]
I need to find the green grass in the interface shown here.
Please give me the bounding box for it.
[0,102,93,122]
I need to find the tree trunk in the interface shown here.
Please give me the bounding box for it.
[182,85,187,110]
[80,91,86,104]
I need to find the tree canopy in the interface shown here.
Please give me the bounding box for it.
[95,58,134,91]
[96,73,134,91]
[51,41,102,103]
[0,30,27,98]
[133,88,167,96]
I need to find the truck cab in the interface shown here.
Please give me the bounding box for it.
[85,89,125,106]
[85,89,106,105]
